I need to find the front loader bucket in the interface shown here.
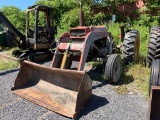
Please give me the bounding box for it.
[148,86,160,120]
[11,60,92,118]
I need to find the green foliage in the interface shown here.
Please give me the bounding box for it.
[60,5,106,30]
[133,25,150,56]
[140,0,160,26]
[134,14,150,26]
[145,0,160,11]
[0,59,19,70]
[134,14,159,28]
[35,0,79,26]
[35,0,106,30]
[1,6,26,33]
[55,27,67,40]
[92,12,105,25]
[60,8,79,30]
[107,22,121,42]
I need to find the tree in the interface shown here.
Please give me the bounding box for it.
[35,0,79,26]
[1,6,26,33]
[145,0,160,21]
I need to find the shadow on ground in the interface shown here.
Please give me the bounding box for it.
[87,62,135,87]
[0,68,19,76]
[87,67,109,89]
[115,72,134,86]
[76,94,109,120]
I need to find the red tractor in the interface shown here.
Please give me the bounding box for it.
[12,3,140,119]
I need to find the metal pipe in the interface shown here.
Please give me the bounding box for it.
[79,1,84,26]
[120,25,125,42]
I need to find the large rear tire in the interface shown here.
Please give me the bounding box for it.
[146,26,160,67]
[148,59,160,94]
[122,30,140,65]
[105,54,122,83]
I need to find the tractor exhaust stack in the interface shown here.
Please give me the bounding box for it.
[79,1,84,26]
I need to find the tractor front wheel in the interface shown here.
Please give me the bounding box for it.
[105,54,122,83]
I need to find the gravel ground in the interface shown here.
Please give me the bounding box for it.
[0,61,148,120]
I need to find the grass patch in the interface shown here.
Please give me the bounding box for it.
[0,47,19,70]
[0,47,19,56]
[113,64,150,98]
[0,57,19,70]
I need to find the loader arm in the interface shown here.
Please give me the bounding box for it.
[51,31,110,71]
[78,31,110,70]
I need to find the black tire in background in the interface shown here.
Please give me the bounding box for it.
[146,26,160,67]
[122,30,140,65]
[148,59,160,94]
[105,54,122,83]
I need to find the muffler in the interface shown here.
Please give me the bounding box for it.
[11,60,92,118]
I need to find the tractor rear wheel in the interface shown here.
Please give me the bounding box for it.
[146,26,160,67]
[148,59,160,94]
[122,30,140,65]
[105,54,122,83]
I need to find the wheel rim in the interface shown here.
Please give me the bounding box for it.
[113,57,122,83]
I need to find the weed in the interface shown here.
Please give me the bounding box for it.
[107,22,121,44]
